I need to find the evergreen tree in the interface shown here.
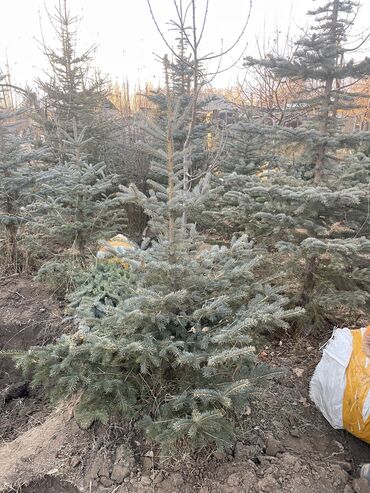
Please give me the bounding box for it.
[122,39,217,240]
[246,0,370,183]
[30,122,124,259]
[0,76,34,267]
[34,0,116,166]
[138,59,211,187]
[18,57,299,454]
[215,0,370,330]
[135,5,223,219]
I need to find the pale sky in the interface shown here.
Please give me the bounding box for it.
[1,0,369,89]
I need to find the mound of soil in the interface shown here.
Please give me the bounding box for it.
[0,276,369,492]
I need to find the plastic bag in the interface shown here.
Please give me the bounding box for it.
[310,327,370,443]
[97,234,137,268]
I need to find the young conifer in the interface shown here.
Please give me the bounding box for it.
[18,53,299,453]
[30,121,124,259]
[0,77,34,267]
[34,0,115,167]
[216,0,370,329]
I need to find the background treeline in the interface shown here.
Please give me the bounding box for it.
[1,0,369,453]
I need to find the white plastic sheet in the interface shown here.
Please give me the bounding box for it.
[309,327,369,430]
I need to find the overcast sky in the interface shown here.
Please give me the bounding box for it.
[1,0,369,89]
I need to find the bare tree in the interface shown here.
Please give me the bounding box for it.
[235,28,308,127]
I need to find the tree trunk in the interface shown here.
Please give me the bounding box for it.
[5,223,18,265]
[182,0,200,228]
[313,0,339,184]
[164,56,176,264]
[300,256,317,307]
[5,195,18,265]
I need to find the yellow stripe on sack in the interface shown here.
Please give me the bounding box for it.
[98,235,136,253]
[97,235,137,269]
[343,327,370,443]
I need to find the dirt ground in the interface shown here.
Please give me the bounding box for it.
[0,275,66,442]
[0,276,369,493]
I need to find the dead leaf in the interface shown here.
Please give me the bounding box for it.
[293,368,304,377]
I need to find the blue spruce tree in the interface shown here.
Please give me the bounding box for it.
[34,0,116,167]
[17,55,299,454]
[0,76,35,268]
[30,121,124,259]
[216,0,370,330]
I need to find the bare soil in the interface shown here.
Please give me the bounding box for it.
[0,276,369,493]
[0,275,66,442]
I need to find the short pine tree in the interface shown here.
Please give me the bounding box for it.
[30,123,125,259]
[18,56,299,454]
